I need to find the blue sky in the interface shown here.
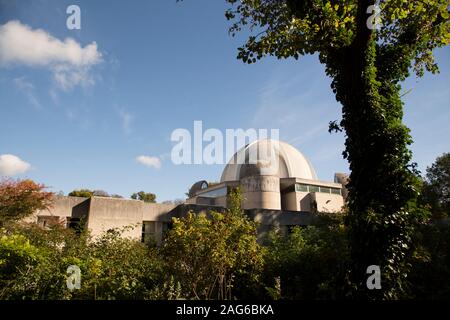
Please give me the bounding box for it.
[0,0,449,201]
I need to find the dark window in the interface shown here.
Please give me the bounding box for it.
[296,184,308,192]
[141,221,156,244]
[320,187,331,194]
[331,188,341,195]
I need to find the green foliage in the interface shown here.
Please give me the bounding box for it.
[420,153,450,219]
[0,207,448,300]
[147,275,183,300]
[68,189,94,198]
[0,224,162,300]
[68,189,123,198]
[160,189,264,299]
[263,214,349,300]
[224,0,449,299]
[225,0,449,71]
[131,191,156,203]
[0,188,264,300]
[228,186,243,216]
[408,224,450,299]
[76,230,163,300]
[0,232,41,285]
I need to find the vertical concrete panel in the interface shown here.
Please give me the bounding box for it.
[87,197,143,239]
[25,195,89,224]
[241,175,281,210]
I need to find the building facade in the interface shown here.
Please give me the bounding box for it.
[30,139,348,242]
[187,139,346,213]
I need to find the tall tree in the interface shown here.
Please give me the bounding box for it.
[223,0,449,298]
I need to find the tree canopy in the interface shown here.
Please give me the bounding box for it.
[421,153,450,219]
[68,189,123,199]
[131,191,157,203]
[0,178,53,225]
[225,0,448,75]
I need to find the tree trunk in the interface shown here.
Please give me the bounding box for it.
[325,0,418,299]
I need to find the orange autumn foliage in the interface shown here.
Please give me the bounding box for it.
[0,178,54,224]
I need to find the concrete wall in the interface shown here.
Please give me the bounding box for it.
[214,196,227,208]
[311,192,344,213]
[281,191,343,213]
[86,197,143,239]
[29,196,177,241]
[142,202,177,222]
[281,191,311,212]
[25,195,89,224]
[38,195,88,218]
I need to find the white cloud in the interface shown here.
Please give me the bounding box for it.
[0,20,102,90]
[136,155,161,169]
[0,154,31,176]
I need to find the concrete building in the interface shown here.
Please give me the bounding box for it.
[30,196,177,243]
[30,139,347,242]
[187,139,345,213]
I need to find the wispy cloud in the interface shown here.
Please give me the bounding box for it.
[288,123,328,145]
[136,155,161,169]
[0,20,102,91]
[0,154,31,176]
[49,88,59,105]
[13,76,41,109]
[251,68,338,147]
[118,109,134,134]
[249,64,348,180]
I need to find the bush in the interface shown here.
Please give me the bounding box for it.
[263,214,349,300]
[160,210,264,300]
[0,224,163,300]
[408,224,450,299]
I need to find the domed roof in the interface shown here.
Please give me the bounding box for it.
[220,139,318,182]
[188,180,208,197]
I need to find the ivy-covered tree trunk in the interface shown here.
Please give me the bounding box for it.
[323,1,418,299]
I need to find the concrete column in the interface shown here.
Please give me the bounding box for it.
[240,175,281,210]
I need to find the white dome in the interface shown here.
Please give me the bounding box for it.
[220,139,318,182]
